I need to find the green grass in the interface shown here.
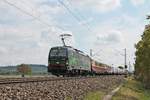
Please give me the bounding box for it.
[84,91,105,100]
[65,97,72,100]
[112,77,150,100]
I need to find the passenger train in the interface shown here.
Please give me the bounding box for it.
[48,46,125,76]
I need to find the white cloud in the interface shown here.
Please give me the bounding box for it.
[91,29,125,66]
[130,0,145,6]
[96,30,123,45]
[0,0,146,68]
[79,17,93,26]
[71,0,121,12]
[0,25,75,65]
[0,0,64,25]
[86,13,144,67]
[0,0,75,65]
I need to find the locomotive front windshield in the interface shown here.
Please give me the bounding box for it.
[50,47,67,57]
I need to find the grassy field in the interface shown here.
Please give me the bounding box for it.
[112,77,150,100]
[84,91,105,100]
[65,91,105,100]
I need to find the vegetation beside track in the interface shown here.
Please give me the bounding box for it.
[135,18,150,89]
[84,91,105,100]
[112,77,150,100]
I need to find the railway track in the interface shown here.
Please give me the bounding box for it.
[0,75,123,85]
[0,76,97,85]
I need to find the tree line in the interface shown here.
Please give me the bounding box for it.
[135,16,150,89]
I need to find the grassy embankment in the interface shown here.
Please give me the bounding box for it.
[112,77,150,100]
[66,91,105,100]
[84,91,105,100]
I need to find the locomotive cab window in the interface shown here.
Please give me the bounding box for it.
[50,47,67,57]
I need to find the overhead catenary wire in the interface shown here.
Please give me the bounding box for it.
[113,49,124,56]
[3,0,127,66]
[60,0,124,64]
[57,0,107,61]
[57,0,92,32]
[18,0,43,18]
[3,0,64,31]
[66,0,93,32]
[92,48,126,66]
[58,0,129,67]
[91,49,112,65]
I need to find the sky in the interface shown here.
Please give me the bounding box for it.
[0,0,150,69]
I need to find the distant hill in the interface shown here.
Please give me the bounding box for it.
[0,64,48,75]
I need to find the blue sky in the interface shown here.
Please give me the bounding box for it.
[0,0,150,70]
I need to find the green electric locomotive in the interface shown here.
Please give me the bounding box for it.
[48,46,91,76]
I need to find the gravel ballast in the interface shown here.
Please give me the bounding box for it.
[0,75,124,100]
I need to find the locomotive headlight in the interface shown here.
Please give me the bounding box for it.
[56,62,59,64]
[66,61,69,65]
[66,62,68,65]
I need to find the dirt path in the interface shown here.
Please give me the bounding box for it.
[103,84,122,100]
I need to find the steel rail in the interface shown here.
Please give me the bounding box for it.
[0,76,94,85]
[0,75,123,85]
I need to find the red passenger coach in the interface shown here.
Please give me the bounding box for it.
[91,60,111,74]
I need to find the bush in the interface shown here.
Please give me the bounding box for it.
[17,64,32,77]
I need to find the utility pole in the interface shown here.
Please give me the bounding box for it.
[124,48,127,69]
[124,48,128,77]
[90,49,92,57]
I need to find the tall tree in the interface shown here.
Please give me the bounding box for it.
[135,18,150,88]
